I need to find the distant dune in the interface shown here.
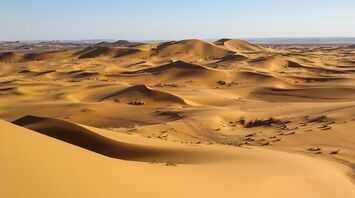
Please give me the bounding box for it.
[153,39,233,60]
[77,46,145,59]
[0,52,23,63]
[214,38,265,51]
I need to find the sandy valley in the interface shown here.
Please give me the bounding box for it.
[1,39,355,197]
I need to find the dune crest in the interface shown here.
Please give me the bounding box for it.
[123,60,230,86]
[2,119,355,198]
[153,39,233,60]
[214,38,264,52]
[12,115,212,163]
[125,60,209,74]
[99,84,186,105]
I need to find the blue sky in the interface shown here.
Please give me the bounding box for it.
[1,0,354,40]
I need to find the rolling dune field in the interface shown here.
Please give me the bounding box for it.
[1,39,355,197]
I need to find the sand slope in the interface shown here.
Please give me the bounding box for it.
[122,60,231,86]
[98,84,186,104]
[1,119,355,198]
[153,39,233,60]
[214,38,265,52]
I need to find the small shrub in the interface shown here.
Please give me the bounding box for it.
[239,116,246,125]
[329,149,340,155]
[244,117,279,128]
[129,99,145,105]
[309,115,327,122]
[216,80,226,85]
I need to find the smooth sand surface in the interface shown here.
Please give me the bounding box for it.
[1,39,355,197]
[1,120,355,198]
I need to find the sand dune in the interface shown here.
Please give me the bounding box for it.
[1,39,355,197]
[122,60,230,85]
[95,40,136,47]
[125,60,209,74]
[77,47,146,59]
[0,49,76,62]
[153,39,233,60]
[249,86,355,102]
[248,56,297,71]
[0,39,241,63]
[98,84,186,104]
[214,38,265,52]
[24,50,75,61]
[12,115,215,163]
[1,119,355,197]
[0,52,23,63]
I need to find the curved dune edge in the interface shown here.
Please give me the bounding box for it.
[121,60,231,85]
[98,84,187,104]
[154,39,233,60]
[1,119,355,198]
[0,39,235,63]
[123,60,210,74]
[66,83,188,105]
[214,38,265,52]
[12,115,210,163]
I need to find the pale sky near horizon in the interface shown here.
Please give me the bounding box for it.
[1,0,355,41]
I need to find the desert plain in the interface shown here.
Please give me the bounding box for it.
[1,39,355,197]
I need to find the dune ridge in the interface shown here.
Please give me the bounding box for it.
[2,119,355,198]
[98,84,187,104]
[153,39,233,60]
[214,38,265,52]
[12,115,213,163]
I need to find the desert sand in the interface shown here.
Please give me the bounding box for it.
[1,39,355,197]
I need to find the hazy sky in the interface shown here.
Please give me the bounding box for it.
[1,0,355,40]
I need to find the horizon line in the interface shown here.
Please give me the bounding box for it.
[1,36,355,42]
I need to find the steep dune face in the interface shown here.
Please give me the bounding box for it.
[249,86,355,102]
[214,38,264,52]
[126,60,210,74]
[0,39,233,62]
[77,46,150,59]
[236,71,279,83]
[12,115,205,163]
[99,84,186,105]
[248,56,301,72]
[4,46,145,62]
[248,56,354,75]
[0,52,23,63]
[95,40,134,47]
[23,50,76,61]
[153,39,233,60]
[124,61,230,85]
[77,46,113,58]
[2,119,355,198]
[78,39,233,60]
[0,50,76,62]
